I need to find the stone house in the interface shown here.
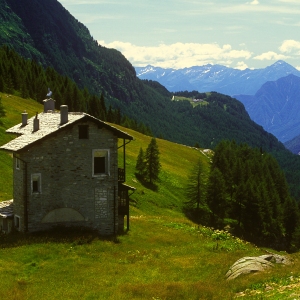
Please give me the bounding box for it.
[0,99,134,235]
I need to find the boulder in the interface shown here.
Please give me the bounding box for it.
[226,254,290,280]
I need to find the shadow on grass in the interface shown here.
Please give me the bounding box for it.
[0,226,127,248]
[182,205,211,227]
[135,173,158,192]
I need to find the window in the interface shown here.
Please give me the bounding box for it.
[78,125,89,139]
[31,173,41,194]
[93,150,110,176]
[14,215,20,231]
[16,157,20,170]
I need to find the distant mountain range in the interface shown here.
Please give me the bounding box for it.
[235,74,300,144]
[136,63,300,152]
[135,61,300,96]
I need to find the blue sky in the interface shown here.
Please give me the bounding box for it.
[59,0,300,70]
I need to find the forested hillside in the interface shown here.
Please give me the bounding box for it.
[203,141,300,251]
[1,0,138,102]
[0,46,152,135]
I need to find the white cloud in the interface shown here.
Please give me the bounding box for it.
[254,51,288,61]
[98,41,252,69]
[235,61,249,70]
[249,0,259,5]
[279,40,300,54]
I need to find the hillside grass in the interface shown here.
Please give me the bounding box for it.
[114,126,212,217]
[1,95,300,299]
[0,93,42,201]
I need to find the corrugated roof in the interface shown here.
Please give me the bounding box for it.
[0,111,133,152]
[0,200,14,218]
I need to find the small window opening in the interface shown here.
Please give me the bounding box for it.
[93,150,109,176]
[16,157,20,170]
[31,174,41,194]
[32,180,38,192]
[79,125,89,139]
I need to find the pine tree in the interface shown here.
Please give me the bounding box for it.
[185,158,207,223]
[107,105,113,122]
[135,147,146,177]
[145,138,161,184]
[206,167,227,227]
[99,92,107,120]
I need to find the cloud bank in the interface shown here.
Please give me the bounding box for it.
[98,41,252,69]
[98,39,300,70]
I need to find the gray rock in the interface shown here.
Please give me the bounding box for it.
[226,254,290,280]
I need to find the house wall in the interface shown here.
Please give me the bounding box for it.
[14,156,26,231]
[16,120,119,235]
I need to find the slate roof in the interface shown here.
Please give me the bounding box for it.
[0,111,133,152]
[0,200,14,218]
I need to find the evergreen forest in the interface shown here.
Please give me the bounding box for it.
[185,140,300,251]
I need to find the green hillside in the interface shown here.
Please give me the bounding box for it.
[1,95,300,299]
[0,93,42,201]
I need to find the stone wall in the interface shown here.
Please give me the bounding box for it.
[16,120,120,235]
[14,156,25,231]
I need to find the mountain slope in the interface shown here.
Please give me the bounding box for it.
[235,74,300,143]
[1,0,140,103]
[284,135,300,155]
[136,61,300,95]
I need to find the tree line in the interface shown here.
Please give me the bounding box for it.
[185,140,300,252]
[0,45,152,135]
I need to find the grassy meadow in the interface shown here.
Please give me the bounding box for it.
[1,94,300,299]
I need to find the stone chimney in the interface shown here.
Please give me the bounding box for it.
[60,105,68,125]
[43,98,56,112]
[22,110,28,126]
[33,113,39,132]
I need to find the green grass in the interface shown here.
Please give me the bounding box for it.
[0,93,42,201]
[114,127,211,216]
[1,94,300,299]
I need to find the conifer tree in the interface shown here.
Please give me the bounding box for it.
[145,138,161,184]
[135,147,146,177]
[99,92,107,120]
[107,105,113,122]
[206,167,227,227]
[185,158,207,223]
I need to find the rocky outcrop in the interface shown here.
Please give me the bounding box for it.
[226,254,291,280]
